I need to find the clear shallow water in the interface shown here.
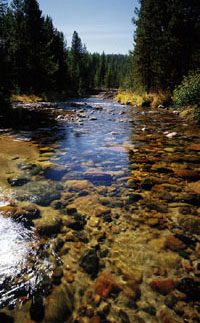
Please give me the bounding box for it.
[1,97,200,320]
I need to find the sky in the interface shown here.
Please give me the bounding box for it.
[38,0,137,55]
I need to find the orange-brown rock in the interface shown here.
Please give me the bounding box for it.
[95,273,121,298]
[149,278,176,295]
[92,316,101,323]
[94,294,101,306]
[0,206,16,217]
[188,180,200,194]
[188,144,200,151]
[165,235,186,251]
[174,169,200,180]
[160,308,180,323]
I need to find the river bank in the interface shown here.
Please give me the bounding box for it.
[0,97,200,322]
[116,91,200,124]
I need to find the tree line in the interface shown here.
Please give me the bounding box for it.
[0,0,129,105]
[128,0,200,95]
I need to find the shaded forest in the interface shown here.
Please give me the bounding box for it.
[1,0,200,110]
[0,0,129,104]
[118,0,200,110]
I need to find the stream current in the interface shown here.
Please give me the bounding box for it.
[0,97,200,322]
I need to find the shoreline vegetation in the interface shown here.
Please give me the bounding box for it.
[1,0,199,125]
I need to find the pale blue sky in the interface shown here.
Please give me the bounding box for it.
[38,0,137,54]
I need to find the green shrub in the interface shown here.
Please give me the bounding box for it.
[173,72,200,105]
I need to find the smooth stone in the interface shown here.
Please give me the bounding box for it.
[36,217,62,236]
[64,213,87,231]
[44,283,73,322]
[164,294,178,309]
[30,294,44,322]
[83,172,113,185]
[174,169,200,180]
[144,200,168,213]
[79,248,99,277]
[149,278,176,295]
[141,178,156,190]
[95,272,121,298]
[164,235,186,251]
[0,313,14,323]
[64,180,92,192]
[141,306,156,316]
[12,204,41,227]
[126,193,142,204]
[177,277,200,301]
[44,165,68,181]
[8,177,30,187]
[15,182,62,206]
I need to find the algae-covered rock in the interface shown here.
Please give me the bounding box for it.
[44,283,73,322]
[15,182,63,206]
[12,204,40,227]
[35,216,62,236]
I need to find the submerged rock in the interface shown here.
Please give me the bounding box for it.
[178,214,200,234]
[12,204,41,227]
[44,165,68,181]
[141,178,156,190]
[15,182,63,206]
[95,272,121,298]
[30,294,44,322]
[64,180,92,192]
[36,217,62,236]
[79,248,99,277]
[149,278,176,295]
[44,283,73,322]
[8,177,30,187]
[0,313,14,323]
[83,172,113,185]
[174,169,200,180]
[64,213,87,231]
[177,278,200,301]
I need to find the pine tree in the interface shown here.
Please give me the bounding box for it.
[70,31,85,95]
[0,0,12,106]
[132,0,200,93]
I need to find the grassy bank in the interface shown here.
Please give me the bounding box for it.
[11,94,43,103]
[115,90,200,123]
[115,91,170,108]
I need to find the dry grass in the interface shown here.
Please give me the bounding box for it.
[11,94,43,103]
[115,91,170,108]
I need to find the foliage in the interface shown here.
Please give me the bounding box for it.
[131,0,200,94]
[173,72,200,105]
[0,0,130,104]
[0,0,12,106]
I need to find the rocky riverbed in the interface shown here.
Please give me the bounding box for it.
[0,97,200,322]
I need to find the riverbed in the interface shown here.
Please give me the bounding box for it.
[0,97,200,322]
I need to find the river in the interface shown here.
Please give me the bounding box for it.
[0,97,200,322]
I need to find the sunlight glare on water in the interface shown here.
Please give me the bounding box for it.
[0,213,31,278]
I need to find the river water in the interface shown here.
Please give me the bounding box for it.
[0,97,200,322]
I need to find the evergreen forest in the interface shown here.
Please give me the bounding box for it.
[0,0,129,104]
[0,0,200,109]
